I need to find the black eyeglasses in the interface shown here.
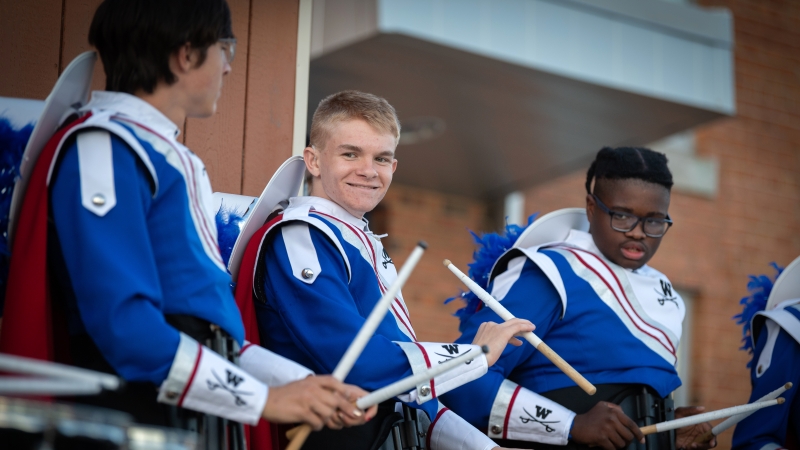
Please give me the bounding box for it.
[592,194,673,238]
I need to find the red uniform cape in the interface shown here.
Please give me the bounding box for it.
[234,214,285,450]
[0,114,91,361]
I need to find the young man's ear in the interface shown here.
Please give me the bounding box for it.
[585,193,595,221]
[303,146,321,177]
[172,43,197,74]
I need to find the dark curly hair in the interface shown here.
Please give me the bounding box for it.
[585,146,673,195]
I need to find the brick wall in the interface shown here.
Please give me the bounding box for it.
[382,1,800,446]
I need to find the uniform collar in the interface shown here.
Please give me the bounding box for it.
[289,196,370,231]
[83,91,181,140]
[561,229,652,274]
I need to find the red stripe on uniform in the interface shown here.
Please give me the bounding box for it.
[313,210,417,340]
[413,342,436,398]
[427,407,449,449]
[503,385,522,440]
[115,117,223,266]
[178,343,203,406]
[562,248,675,356]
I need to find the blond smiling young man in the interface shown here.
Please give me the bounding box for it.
[243,90,534,450]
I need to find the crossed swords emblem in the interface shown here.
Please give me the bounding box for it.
[207,369,253,406]
[520,407,560,433]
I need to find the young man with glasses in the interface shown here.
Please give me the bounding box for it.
[440,147,714,450]
[1,0,374,444]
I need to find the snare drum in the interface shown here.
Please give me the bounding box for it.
[0,396,200,449]
[128,424,201,450]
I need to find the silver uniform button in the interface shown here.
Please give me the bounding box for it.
[490,425,502,435]
[301,268,314,279]
[91,194,106,206]
[165,391,179,400]
[419,385,431,397]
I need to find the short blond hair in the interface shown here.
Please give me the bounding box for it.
[309,90,401,149]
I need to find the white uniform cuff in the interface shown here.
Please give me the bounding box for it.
[157,333,268,425]
[239,341,313,386]
[487,380,574,445]
[396,342,488,404]
[428,405,496,450]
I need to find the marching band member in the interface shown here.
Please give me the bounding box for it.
[246,90,534,450]
[441,147,714,450]
[732,257,800,449]
[0,1,374,446]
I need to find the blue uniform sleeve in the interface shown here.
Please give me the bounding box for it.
[732,325,800,449]
[259,225,439,417]
[440,258,563,426]
[51,134,179,384]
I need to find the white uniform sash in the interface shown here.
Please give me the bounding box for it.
[510,230,684,367]
[257,200,418,341]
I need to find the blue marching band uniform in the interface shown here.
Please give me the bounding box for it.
[46,90,313,426]
[440,209,683,448]
[0,57,314,449]
[732,257,800,450]
[2,51,794,450]
[249,195,500,450]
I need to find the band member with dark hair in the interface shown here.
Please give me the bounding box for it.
[441,147,715,450]
[0,0,374,443]
[249,90,535,450]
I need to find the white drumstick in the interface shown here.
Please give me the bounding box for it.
[695,381,792,443]
[0,353,121,390]
[355,345,489,409]
[641,398,785,435]
[443,259,596,395]
[287,242,427,450]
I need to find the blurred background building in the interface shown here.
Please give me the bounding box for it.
[1,0,798,445]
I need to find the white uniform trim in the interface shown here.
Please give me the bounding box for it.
[753,301,800,377]
[280,205,352,281]
[754,320,781,378]
[156,334,268,425]
[239,341,313,386]
[487,380,574,445]
[552,246,680,366]
[491,253,568,317]
[427,405,497,450]
[396,342,488,404]
[77,131,116,216]
[157,332,200,405]
[758,444,785,450]
[116,118,226,272]
[46,111,158,195]
[282,222,322,284]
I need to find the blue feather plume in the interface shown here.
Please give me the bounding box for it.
[733,262,783,368]
[0,117,35,315]
[445,214,538,330]
[215,204,247,268]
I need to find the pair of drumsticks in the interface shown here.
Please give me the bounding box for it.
[285,245,785,449]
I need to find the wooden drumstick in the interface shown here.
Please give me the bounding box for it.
[285,243,428,450]
[694,381,792,443]
[443,259,596,395]
[641,398,785,435]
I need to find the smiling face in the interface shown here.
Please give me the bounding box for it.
[304,118,398,218]
[586,178,671,270]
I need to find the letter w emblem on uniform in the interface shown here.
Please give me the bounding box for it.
[227,369,244,387]
[520,406,559,433]
[442,344,459,355]
[433,345,473,364]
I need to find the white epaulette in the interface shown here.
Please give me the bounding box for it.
[46,110,159,217]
